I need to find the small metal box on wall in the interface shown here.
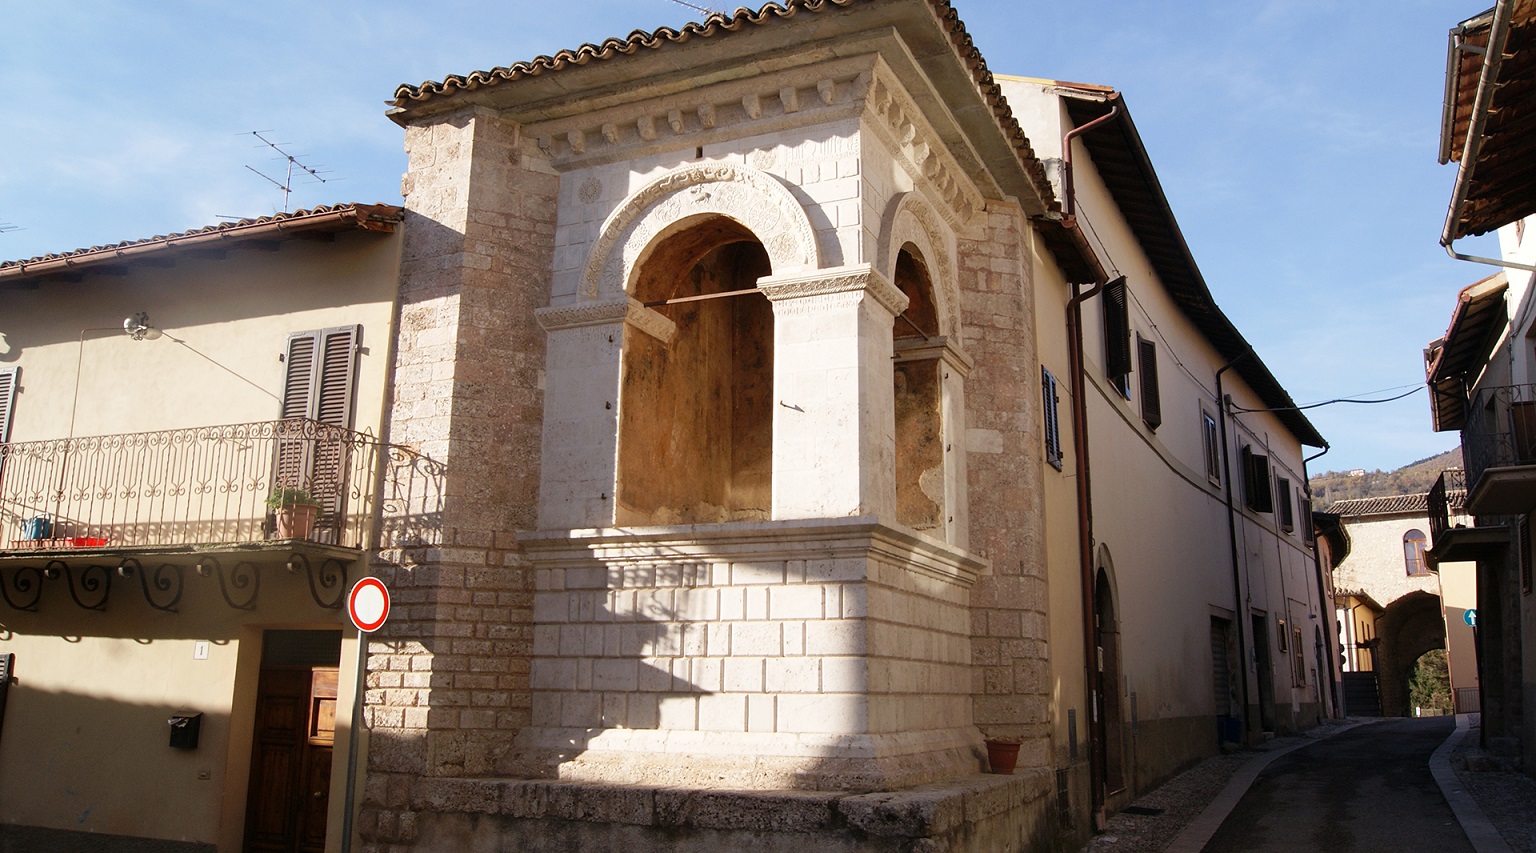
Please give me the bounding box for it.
[168,712,202,750]
[0,653,12,742]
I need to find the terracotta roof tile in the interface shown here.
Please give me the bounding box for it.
[1325,491,1467,518]
[0,203,404,279]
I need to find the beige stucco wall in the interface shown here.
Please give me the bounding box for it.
[3,230,399,445]
[0,586,363,852]
[1333,514,1442,607]
[0,226,400,851]
[1437,560,1479,697]
[1004,76,1328,798]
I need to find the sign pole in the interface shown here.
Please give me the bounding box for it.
[341,578,390,853]
[341,628,366,853]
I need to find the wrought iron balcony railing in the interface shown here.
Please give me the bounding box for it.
[1461,382,1536,493]
[1427,468,1467,544]
[0,418,444,553]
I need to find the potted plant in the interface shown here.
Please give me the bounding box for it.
[983,736,1022,775]
[267,487,320,540]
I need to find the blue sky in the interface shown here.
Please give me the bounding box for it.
[0,0,1486,474]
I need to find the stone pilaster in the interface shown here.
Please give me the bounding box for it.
[760,264,908,524]
[364,105,558,849]
[957,206,1052,767]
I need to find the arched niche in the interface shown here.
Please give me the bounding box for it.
[878,192,961,338]
[610,215,782,525]
[881,193,968,540]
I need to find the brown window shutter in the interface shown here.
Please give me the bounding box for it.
[1242,446,1273,513]
[1042,367,1062,470]
[315,325,360,428]
[1138,336,1161,430]
[1103,278,1131,385]
[1276,476,1293,531]
[281,325,359,426]
[0,367,17,444]
[282,332,319,420]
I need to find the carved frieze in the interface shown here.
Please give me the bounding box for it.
[535,297,678,343]
[859,61,985,229]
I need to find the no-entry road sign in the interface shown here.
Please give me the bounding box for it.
[348,577,390,633]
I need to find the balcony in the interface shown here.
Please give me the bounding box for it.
[1426,468,1507,565]
[1461,382,1536,515]
[0,418,444,611]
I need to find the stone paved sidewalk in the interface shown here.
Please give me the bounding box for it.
[1078,716,1535,853]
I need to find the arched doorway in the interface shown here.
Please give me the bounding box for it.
[1094,560,1125,795]
[1375,591,1446,717]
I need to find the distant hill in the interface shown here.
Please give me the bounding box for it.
[1309,448,1462,510]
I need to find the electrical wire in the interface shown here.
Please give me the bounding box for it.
[1229,385,1423,414]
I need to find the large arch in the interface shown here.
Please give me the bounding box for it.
[580,162,820,301]
[1374,590,1446,717]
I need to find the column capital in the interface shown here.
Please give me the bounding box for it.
[894,336,976,378]
[536,297,676,343]
[757,264,909,318]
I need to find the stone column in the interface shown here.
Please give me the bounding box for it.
[760,264,908,523]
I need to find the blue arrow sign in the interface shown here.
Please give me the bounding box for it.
[1464,609,1478,628]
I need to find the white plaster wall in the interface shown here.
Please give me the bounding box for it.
[1004,77,1328,751]
[1334,514,1442,608]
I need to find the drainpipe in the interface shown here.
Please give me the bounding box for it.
[1066,275,1108,821]
[1216,352,1254,743]
[1059,98,1122,824]
[1062,102,1122,225]
[1302,446,1339,719]
[1441,0,1536,272]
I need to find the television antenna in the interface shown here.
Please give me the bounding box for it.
[0,221,19,235]
[243,130,332,213]
[665,0,720,17]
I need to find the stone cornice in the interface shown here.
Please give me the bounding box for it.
[527,56,876,169]
[758,264,909,317]
[519,515,988,588]
[859,57,985,229]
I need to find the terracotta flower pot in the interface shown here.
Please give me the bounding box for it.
[275,503,318,540]
[985,739,1020,775]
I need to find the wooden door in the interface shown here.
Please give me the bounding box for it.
[246,666,338,853]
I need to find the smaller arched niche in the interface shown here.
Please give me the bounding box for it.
[892,244,945,533]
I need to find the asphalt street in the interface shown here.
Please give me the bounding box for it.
[1202,717,1473,853]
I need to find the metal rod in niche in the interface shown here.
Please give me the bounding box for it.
[643,286,762,308]
[897,312,935,340]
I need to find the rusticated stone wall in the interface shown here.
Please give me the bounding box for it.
[957,206,1053,766]
[362,105,557,848]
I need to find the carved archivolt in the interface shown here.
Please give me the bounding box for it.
[879,192,962,338]
[580,162,820,301]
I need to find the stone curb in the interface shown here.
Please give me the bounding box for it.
[1431,714,1514,853]
[1161,722,1367,853]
